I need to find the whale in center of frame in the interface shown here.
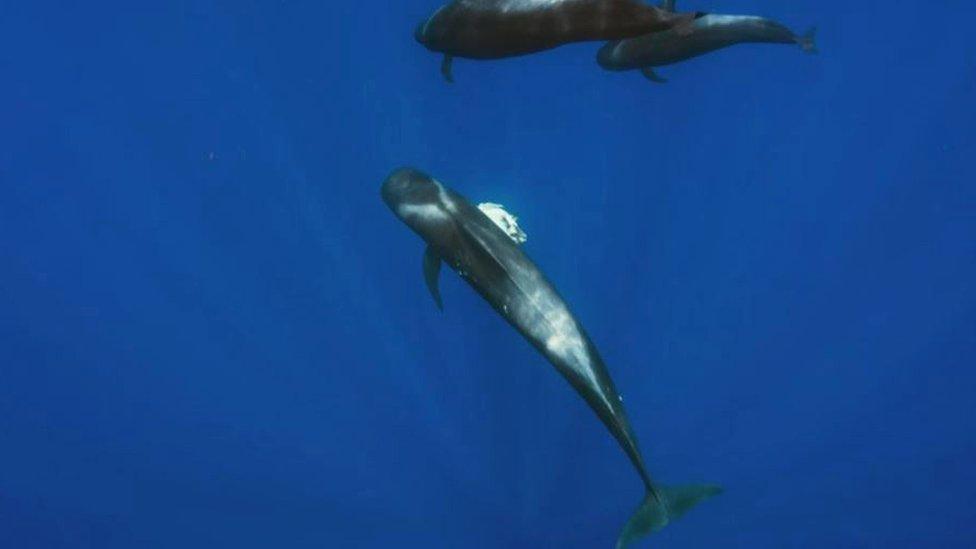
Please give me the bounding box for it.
[414,0,698,81]
[381,167,721,548]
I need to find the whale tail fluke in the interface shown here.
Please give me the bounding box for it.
[797,27,818,54]
[615,484,722,549]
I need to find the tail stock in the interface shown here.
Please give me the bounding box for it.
[797,27,818,54]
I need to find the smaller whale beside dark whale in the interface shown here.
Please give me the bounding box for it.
[415,0,698,82]
[597,4,817,83]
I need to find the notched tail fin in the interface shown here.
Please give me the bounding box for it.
[797,27,818,54]
[616,484,722,549]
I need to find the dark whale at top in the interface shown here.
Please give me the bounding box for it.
[415,0,699,81]
[381,167,721,548]
[597,2,816,83]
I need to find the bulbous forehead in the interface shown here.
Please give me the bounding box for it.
[381,168,443,205]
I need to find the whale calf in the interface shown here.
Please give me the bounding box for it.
[414,0,697,82]
[381,167,721,548]
[597,3,816,83]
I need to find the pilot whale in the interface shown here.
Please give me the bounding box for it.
[414,0,698,82]
[381,167,721,548]
[597,1,816,83]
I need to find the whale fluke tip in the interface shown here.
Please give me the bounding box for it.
[616,483,722,549]
[798,27,818,54]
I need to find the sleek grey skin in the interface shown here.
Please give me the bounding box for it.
[597,0,816,83]
[381,167,720,548]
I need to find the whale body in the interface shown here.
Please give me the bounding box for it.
[598,12,816,82]
[415,0,697,81]
[381,167,721,548]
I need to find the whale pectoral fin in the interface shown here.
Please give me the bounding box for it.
[423,245,444,310]
[641,67,668,84]
[440,55,454,84]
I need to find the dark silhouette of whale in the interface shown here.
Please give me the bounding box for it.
[381,167,721,548]
[414,0,697,82]
[598,2,816,83]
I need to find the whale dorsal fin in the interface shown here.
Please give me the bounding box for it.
[659,0,675,11]
[423,245,444,310]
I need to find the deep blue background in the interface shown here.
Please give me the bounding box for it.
[2,1,974,547]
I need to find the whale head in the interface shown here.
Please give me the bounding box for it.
[382,167,453,239]
[414,5,452,53]
[414,20,430,47]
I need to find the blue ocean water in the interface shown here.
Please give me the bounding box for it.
[1,1,974,547]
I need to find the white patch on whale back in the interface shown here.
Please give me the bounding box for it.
[437,183,459,215]
[477,202,527,244]
[542,307,580,356]
[398,202,448,223]
[493,0,563,13]
[396,178,452,223]
[545,332,571,355]
[699,14,765,30]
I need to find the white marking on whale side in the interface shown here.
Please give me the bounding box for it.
[398,203,448,222]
